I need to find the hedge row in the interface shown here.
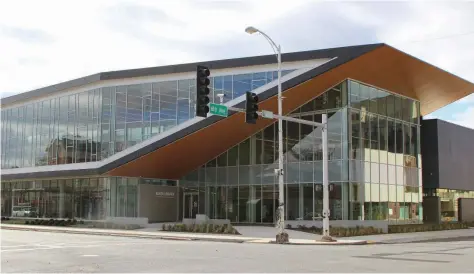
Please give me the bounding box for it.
[287,222,471,237]
[287,224,384,237]
[388,222,469,233]
[162,223,240,235]
[25,219,84,226]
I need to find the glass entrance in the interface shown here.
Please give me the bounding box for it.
[183,192,199,219]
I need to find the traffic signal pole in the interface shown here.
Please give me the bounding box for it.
[228,105,333,242]
[197,60,333,242]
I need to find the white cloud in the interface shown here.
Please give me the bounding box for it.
[0,0,311,95]
[0,0,473,132]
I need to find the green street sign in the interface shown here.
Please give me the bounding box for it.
[209,103,228,117]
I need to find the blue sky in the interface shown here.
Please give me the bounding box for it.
[1,0,473,128]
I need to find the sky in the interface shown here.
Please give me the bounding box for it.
[1,0,473,128]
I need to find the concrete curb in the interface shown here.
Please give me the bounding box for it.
[267,240,369,245]
[0,225,248,244]
[0,225,369,245]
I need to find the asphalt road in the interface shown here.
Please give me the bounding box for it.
[1,230,473,273]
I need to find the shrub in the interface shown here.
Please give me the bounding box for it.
[388,222,469,234]
[290,225,383,237]
[161,223,240,235]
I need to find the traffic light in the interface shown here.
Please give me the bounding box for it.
[196,65,211,117]
[245,91,259,124]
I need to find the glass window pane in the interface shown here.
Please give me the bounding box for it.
[359,84,370,112]
[404,123,411,157]
[379,117,388,163]
[377,90,388,116]
[349,81,361,109]
[402,97,412,123]
[388,119,396,165]
[239,139,250,165]
[386,95,395,118]
[228,145,238,166]
[370,114,379,162]
[263,141,275,164]
[369,87,378,114]
[217,152,227,167]
[412,101,419,124]
[394,96,402,120]
[264,124,275,142]
[233,74,252,98]
[395,122,403,166]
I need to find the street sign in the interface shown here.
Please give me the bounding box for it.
[209,103,228,117]
[261,110,274,119]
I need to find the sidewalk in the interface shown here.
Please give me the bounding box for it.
[345,228,474,244]
[4,223,471,245]
[0,224,366,245]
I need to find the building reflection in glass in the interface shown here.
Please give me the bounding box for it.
[1,70,294,169]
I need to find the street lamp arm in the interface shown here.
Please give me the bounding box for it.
[256,30,280,56]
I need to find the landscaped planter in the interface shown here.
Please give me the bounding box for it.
[161,223,241,235]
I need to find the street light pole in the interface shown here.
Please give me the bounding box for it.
[276,44,286,240]
[322,113,331,240]
[246,26,288,243]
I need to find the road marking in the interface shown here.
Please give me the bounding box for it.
[1,241,174,253]
[81,254,99,257]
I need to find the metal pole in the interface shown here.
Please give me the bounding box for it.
[276,45,286,238]
[322,113,331,240]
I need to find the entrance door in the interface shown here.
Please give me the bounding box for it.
[183,193,199,219]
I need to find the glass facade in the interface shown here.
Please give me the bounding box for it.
[348,80,422,223]
[424,188,474,222]
[1,69,293,169]
[180,79,423,224]
[0,177,176,219]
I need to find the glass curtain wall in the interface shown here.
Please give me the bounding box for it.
[180,81,350,223]
[0,177,176,219]
[1,70,294,168]
[181,79,422,224]
[348,80,422,224]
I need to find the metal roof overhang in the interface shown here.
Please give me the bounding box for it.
[2,44,473,181]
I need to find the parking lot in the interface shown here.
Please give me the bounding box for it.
[2,229,474,273]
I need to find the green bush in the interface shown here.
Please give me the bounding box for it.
[388,222,469,234]
[161,223,240,235]
[291,225,383,237]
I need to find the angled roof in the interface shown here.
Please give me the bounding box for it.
[1,43,382,107]
[2,43,473,181]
